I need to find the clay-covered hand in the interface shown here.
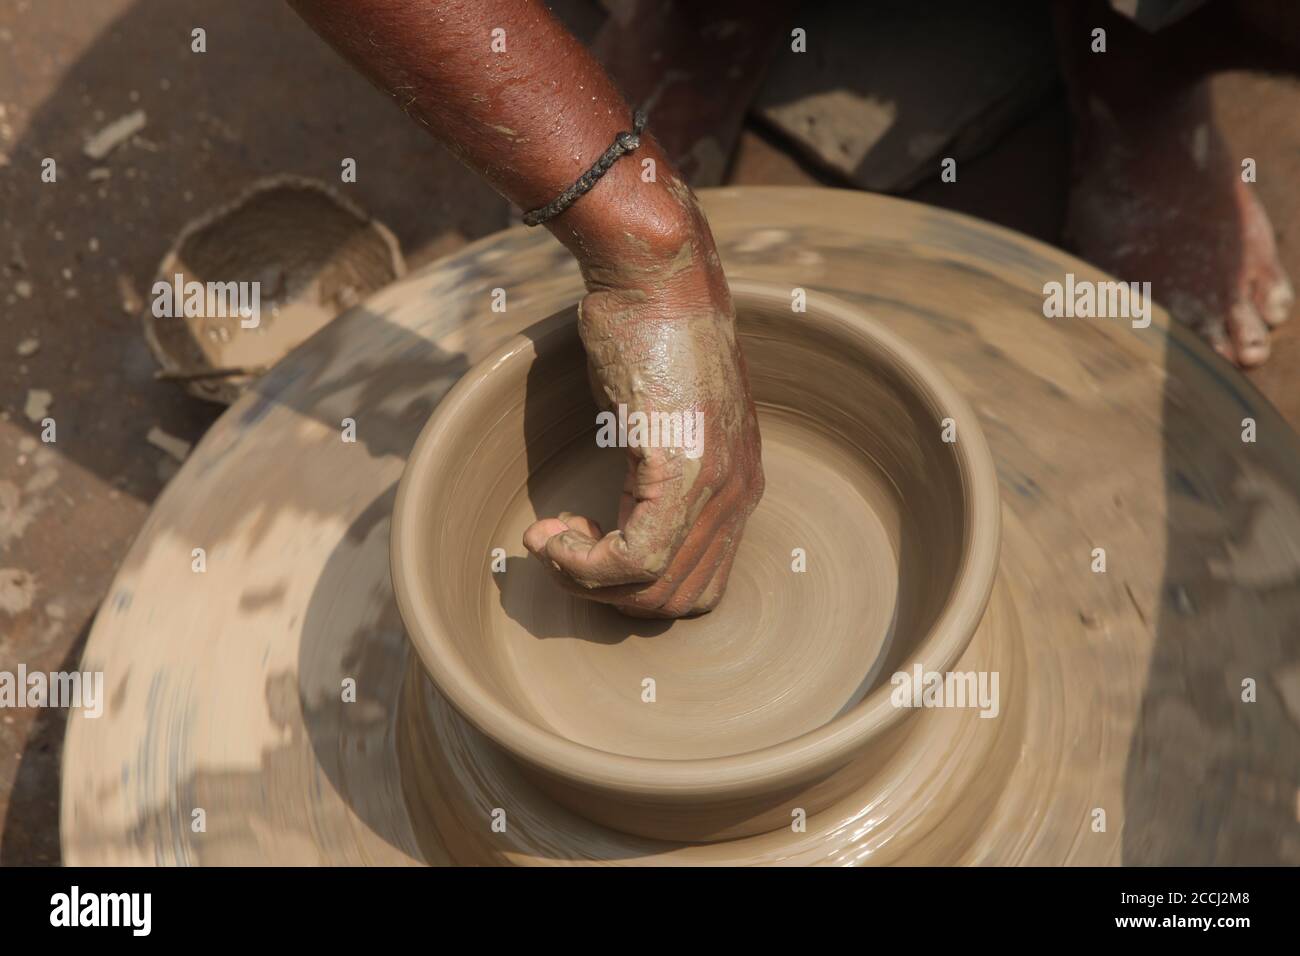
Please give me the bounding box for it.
[289,0,762,616]
[523,205,764,618]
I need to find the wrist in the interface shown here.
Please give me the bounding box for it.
[545,138,708,287]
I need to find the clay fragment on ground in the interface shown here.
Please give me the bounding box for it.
[0,568,37,617]
[145,426,192,462]
[82,109,146,160]
[22,389,51,423]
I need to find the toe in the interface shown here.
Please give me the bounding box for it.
[1257,273,1295,328]
[1227,301,1272,367]
[1197,316,1237,364]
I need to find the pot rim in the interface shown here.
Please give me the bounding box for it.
[391,279,1001,799]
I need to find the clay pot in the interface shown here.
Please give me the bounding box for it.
[392,280,1001,842]
[143,175,405,404]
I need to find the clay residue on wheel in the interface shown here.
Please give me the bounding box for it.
[143,175,405,404]
[63,188,1300,866]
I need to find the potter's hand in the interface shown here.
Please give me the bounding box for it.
[287,0,762,614]
[524,205,764,617]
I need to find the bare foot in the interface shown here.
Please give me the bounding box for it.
[1066,85,1294,367]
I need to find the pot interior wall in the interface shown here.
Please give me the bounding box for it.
[416,298,967,761]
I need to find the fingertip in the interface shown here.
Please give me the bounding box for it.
[545,528,596,557]
[557,511,604,539]
[523,517,570,555]
[543,529,602,588]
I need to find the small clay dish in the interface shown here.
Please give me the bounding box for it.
[143,175,404,404]
[392,279,1000,842]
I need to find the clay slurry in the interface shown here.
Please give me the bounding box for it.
[491,404,899,759]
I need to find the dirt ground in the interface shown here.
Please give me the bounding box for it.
[2,0,1299,864]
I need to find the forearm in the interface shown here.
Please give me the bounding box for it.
[287,0,703,282]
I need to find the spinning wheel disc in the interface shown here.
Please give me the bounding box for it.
[61,189,1300,865]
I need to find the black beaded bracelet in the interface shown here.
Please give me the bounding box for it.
[521,110,648,227]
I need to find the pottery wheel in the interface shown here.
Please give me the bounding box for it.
[61,188,1300,865]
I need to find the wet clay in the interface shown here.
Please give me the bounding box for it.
[524,176,764,617]
[61,189,1300,865]
[391,281,999,840]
